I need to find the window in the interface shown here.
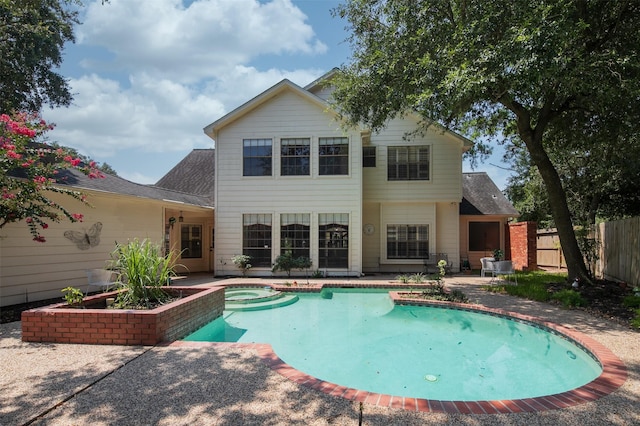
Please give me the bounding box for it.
[363,146,376,167]
[243,214,272,267]
[318,213,349,268]
[281,213,310,258]
[319,137,349,175]
[243,138,272,176]
[387,225,429,259]
[181,224,202,258]
[388,146,430,180]
[281,138,310,176]
[468,221,500,252]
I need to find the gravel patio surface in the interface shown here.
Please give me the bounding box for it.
[1,276,638,425]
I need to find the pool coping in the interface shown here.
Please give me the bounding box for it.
[170,288,627,414]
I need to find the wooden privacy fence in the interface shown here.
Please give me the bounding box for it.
[595,216,640,287]
[536,217,640,287]
[536,229,566,270]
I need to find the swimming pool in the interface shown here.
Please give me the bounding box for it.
[185,288,603,402]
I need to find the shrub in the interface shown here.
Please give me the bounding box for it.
[623,295,640,308]
[109,239,180,308]
[396,274,410,283]
[410,272,426,284]
[272,252,312,277]
[231,254,252,276]
[551,289,587,308]
[632,309,640,329]
[61,286,84,306]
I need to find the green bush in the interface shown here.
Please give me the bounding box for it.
[272,251,312,277]
[631,309,640,329]
[109,239,181,309]
[551,289,587,308]
[623,295,640,308]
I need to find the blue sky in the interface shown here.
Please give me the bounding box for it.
[45,0,512,189]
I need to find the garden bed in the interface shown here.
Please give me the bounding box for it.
[21,286,225,345]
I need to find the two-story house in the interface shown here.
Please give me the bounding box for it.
[202,70,517,277]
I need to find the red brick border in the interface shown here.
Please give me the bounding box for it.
[171,294,627,414]
[21,286,225,345]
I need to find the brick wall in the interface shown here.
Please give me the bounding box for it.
[508,222,538,271]
[22,286,224,345]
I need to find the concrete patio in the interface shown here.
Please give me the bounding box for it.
[1,275,638,425]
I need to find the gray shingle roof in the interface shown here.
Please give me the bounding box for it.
[54,168,212,208]
[155,149,214,205]
[461,172,519,216]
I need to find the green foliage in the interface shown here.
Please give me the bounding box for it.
[551,289,587,308]
[231,254,252,276]
[61,286,84,306]
[332,0,640,281]
[272,251,312,277]
[409,272,425,284]
[492,249,504,261]
[0,112,104,242]
[311,269,324,279]
[632,309,640,329]
[623,295,640,309]
[396,274,410,284]
[109,239,180,309]
[484,271,567,302]
[0,0,80,112]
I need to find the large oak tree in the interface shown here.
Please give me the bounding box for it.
[331,0,640,282]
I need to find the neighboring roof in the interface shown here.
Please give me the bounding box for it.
[155,149,214,205]
[203,79,333,139]
[460,172,519,216]
[53,168,213,208]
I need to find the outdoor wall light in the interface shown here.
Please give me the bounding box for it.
[179,211,184,222]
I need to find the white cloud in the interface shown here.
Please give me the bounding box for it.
[44,0,332,179]
[78,0,327,83]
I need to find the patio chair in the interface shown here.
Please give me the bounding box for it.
[480,257,495,277]
[490,260,518,285]
[85,269,115,295]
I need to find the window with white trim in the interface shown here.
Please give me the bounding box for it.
[243,138,272,176]
[281,138,310,176]
[318,213,349,268]
[280,213,310,258]
[388,146,430,180]
[387,224,429,259]
[319,137,349,175]
[243,214,272,267]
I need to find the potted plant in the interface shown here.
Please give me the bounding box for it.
[493,249,504,261]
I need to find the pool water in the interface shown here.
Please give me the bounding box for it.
[184,289,602,401]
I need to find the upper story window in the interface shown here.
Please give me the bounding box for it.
[319,137,349,175]
[363,146,376,167]
[388,145,430,180]
[243,138,272,176]
[281,138,310,176]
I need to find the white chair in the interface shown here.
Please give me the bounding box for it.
[490,260,518,285]
[85,269,115,295]
[480,257,495,277]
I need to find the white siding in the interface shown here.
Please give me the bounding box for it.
[0,191,163,306]
[363,117,464,203]
[0,191,213,307]
[214,90,363,276]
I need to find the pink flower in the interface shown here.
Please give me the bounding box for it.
[33,176,47,184]
[6,150,21,159]
[42,223,48,229]
[33,236,46,243]
[72,213,84,222]
[25,217,33,223]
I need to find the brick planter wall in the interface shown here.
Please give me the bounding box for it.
[21,286,224,345]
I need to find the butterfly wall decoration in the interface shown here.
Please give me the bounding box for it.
[64,222,102,250]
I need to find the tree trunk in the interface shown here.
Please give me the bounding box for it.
[502,95,591,282]
[519,129,590,282]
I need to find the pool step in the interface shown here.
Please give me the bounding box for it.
[225,293,299,311]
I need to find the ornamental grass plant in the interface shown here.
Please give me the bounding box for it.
[109,239,182,309]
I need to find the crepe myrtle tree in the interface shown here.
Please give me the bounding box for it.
[0,112,104,242]
[331,0,640,283]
